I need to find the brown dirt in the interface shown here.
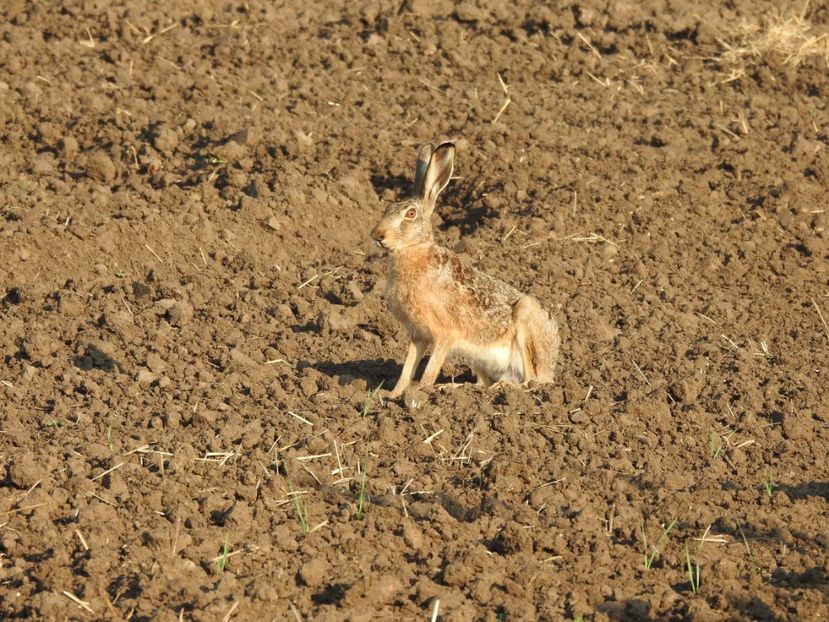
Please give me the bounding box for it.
[1,1,828,620]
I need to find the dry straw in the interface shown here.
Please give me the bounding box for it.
[719,4,829,69]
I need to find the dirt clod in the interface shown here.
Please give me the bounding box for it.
[8,453,44,488]
[85,151,117,183]
[491,521,531,555]
[299,558,328,588]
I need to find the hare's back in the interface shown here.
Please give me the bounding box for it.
[440,255,525,343]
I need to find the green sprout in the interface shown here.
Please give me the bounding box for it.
[215,534,231,573]
[642,517,679,570]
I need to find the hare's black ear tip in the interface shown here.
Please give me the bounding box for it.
[437,142,456,158]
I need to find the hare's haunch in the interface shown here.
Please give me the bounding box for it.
[372,142,559,398]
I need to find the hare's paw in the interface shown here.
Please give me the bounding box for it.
[385,387,403,400]
[385,384,414,400]
[485,379,517,394]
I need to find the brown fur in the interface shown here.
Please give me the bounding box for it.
[372,142,560,397]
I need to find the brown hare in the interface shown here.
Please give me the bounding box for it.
[372,142,560,398]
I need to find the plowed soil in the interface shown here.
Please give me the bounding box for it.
[2,1,828,620]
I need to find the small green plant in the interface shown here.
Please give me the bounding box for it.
[763,471,775,497]
[360,381,384,417]
[114,269,126,278]
[215,534,231,573]
[737,521,759,575]
[709,430,737,462]
[44,416,62,429]
[287,480,310,534]
[208,156,228,165]
[642,516,679,570]
[356,460,369,520]
[737,523,760,574]
[709,431,723,461]
[685,541,701,594]
[106,424,114,452]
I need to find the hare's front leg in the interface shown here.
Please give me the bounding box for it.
[389,340,426,398]
[420,337,452,387]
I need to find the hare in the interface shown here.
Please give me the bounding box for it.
[371,142,560,398]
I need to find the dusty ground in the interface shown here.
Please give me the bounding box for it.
[1,0,828,620]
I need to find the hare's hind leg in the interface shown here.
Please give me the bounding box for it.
[513,297,560,384]
[389,340,426,398]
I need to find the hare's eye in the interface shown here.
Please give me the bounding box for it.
[404,208,417,219]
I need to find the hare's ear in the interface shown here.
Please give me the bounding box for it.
[412,143,433,197]
[422,142,455,216]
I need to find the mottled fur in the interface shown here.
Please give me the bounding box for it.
[372,142,560,398]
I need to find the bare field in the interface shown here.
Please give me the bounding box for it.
[1,1,828,620]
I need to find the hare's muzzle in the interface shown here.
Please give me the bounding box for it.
[371,225,386,248]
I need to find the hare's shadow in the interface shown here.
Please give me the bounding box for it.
[438,182,497,235]
[370,173,497,235]
[779,481,829,500]
[370,173,410,196]
[312,358,473,389]
[311,358,394,388]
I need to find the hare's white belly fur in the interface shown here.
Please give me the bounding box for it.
[450,337,524,383]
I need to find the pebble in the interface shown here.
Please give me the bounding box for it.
[569,409,588,424]
[266,216,281,231]
[146,352,166,373]
[136,368,157,384]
